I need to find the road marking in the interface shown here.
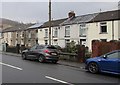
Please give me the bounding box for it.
[0,62,23,71]
[45,76,74,85]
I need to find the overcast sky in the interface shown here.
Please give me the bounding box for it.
[0,0,119,23]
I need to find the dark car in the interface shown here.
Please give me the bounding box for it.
[85,50,120,75]
[21,45,59,63]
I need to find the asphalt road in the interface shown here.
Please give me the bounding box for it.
[1,54,119,85]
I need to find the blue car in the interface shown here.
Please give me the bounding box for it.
[85,50,120,75]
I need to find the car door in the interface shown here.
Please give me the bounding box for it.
[27,45,37,59]
[100,51,119,73]
[118,51,120,73]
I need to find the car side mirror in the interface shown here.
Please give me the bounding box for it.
[103,55,107,59]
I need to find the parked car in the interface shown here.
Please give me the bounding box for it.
[21,45,60,63]
[85,50,120,75]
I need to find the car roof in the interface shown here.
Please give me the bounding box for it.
[111,50,120,52]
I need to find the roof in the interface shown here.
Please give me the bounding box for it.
[1,9,120,32]
[2,24,32,33]
[40,18,67,28]
[90,10,120,22]
[27,22,44,29]
[60,13,98,26]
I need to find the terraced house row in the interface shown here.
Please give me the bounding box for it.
[1,9,120,51]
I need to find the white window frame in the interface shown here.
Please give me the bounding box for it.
[100,22,107,33]
[65,26,70,37]
[45,29,48,38]
[54,28,58,37]
[79,24,87,36]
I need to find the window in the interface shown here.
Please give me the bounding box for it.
[36,45,44,49]
[36,39,38,44]
[22,32,24,37]
[16,32,18,38]
[45,29,48,38]
[100,22,107,33]
[28,31,31,38]
[65,26,70,37]
[47,46,57,49]
[36,30,38,33]
[45,40,48,45]
[100,39,107,42]
[79,24,87,37]
[107,52,120,58]
[54,28,58,37]
[80,39,86,45]
[65,39,70,45]
[54,39,58,45]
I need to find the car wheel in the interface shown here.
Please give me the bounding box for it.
[38,55,44,63]
[52,61,58,64]
[88,62,99,74]
[22,53,27,60]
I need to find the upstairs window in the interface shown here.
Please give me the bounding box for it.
[100,22,107,33]
[54,28,58,37]
[79,24,87,37]
[45,29,48,38]
[65,26,70,37]
[21,32,24,37]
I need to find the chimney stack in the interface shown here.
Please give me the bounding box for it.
[68,11,75,18]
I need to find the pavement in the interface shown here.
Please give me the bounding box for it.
[0,51,85,69]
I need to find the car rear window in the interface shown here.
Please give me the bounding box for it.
[47,46,57,49]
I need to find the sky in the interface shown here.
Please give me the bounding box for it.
[0,0,120,23]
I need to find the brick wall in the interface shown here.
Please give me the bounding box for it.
[92,40,120,57]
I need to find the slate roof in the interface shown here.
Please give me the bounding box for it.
[2,24,32,33]
[60,13,98,26]
[90,10,120,22]
[27,22,44,29]
[40,18,67,28]
[2,9,120,32]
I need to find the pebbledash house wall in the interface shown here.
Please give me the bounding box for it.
[58,24,80,48]
[86,20,120,51]
[38,27,48,45]
[38,23,85,48]
[37,10,120,51]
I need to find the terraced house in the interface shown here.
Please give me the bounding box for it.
[2,24,32,46]
[35,10,120,51]
[1,9,120,51]
[86,10,120,50]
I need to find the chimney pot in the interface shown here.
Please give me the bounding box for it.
[68,11,75,18]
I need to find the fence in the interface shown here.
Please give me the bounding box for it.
[92,40,120,57]
[6,44,27,54]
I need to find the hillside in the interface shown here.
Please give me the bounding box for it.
[0,18,21,29]
[0,18,34,30]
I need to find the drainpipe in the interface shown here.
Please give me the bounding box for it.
[112,20,114,40]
